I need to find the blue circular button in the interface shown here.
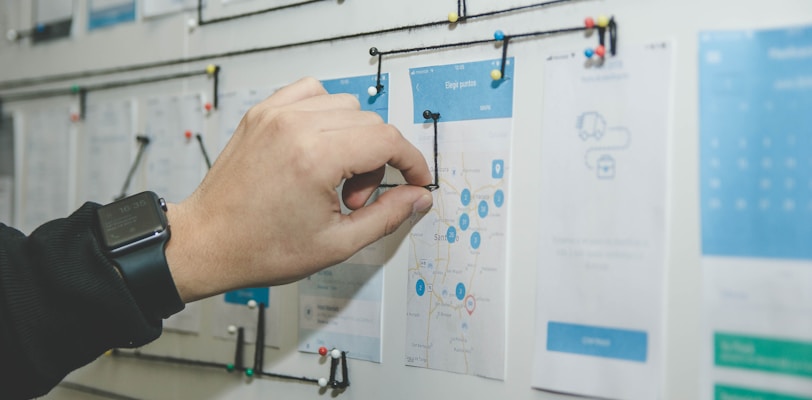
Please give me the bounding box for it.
[459,213,470,231]
[416,279,426,296]
[446,226,457,244]
[494,189,504,208]
[456,282,466,300]
[478,200,489,218]
[461,189,471,206]
[470,232,481,249]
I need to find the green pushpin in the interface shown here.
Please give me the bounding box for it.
[245,368,254,377]
[70,85,80,93]
[226,363,235,372]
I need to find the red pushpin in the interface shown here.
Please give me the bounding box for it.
[184,130,193,139]
[595,45,606,57]
[70,113,80,122]
[318,346,328,356]
[204,102,212,112]
[584,17,595,29]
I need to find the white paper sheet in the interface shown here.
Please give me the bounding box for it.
[297,74,388,363]
[143,0,198,18]
[699,25,812,400]
[143,93,205,204]
[404,58,514,379]
[20,106,73,234]
[79,99,135,204]
[0,115,14,224]
[532,42,673,400]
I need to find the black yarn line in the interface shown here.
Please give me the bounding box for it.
[254,302,266,373]
[0,69,210,103]
[0,0,577,90]
[115,135,150,201]
[58,381,143,400]
[197,0,329,26]
[196,134,213,169]
[378,111,439,192]
[110,349,320,384]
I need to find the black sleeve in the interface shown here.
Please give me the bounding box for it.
[0,203,163,399]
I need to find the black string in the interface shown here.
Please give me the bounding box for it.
[197,0,329,26]
[369,25,591,94]
[195,134,212,169]
[378,110,439,192]
[115,136,150,201]
[234,327,245,371]
[0,0,579,90]
[59,381,143,400]
[110,348,320,384]
[0,69,212,104]
[254,302,266,373]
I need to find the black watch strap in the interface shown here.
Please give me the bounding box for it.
[114,235,185,320]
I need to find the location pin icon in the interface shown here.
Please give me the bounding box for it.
[465,295,476,316]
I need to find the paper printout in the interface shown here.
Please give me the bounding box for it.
[532,42,673,400]
[0,115,15,224]
[699,25,812,400]
[20,106,73,234]
[78,100,135,204]
[143,0,197,18]
[143,93,205,204]
[297,74,388,362]
[404,58,513,379]
[88,0,135,30]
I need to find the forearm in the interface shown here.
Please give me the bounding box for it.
[0,203,161,399]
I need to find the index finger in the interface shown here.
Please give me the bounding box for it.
[261,77,328,109]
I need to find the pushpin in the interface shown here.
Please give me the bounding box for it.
[204,102,213,112]
[584,48,595,58]
[318,377,328,388]
[187,18,198,31]
[448,12,459,23]
[367,86,378,96]
[70,113,80,122]
[35,24,45,33]
[227,325,237,334]
[330,348,341,359]
[70,85,81,94]
[245,368,254,377]
[6,29,18,42]
[595,45,606,58]
[493,30,505,41]
[226,363,235,372]
[205,64,217,75]
[184,130,193,139]
[490,69,502,81]
[318,346,328,356]
[596,15,609,28]
[584,17,595,29]
[247,299,258,309]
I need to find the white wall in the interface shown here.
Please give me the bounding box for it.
[2,1,812,399]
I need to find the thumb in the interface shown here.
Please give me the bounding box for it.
[340,185,433,249]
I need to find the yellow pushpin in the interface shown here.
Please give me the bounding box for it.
[448,12,459,23]
[596,15,609,28]
[205,64,217,75]
[490,69,502,81]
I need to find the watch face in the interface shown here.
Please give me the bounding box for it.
[98,191,167,249]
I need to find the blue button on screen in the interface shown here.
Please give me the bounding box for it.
[546,321,648,362]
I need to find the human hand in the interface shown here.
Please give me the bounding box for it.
[165,77,433,302]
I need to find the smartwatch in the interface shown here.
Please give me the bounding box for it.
[96,191,185,320]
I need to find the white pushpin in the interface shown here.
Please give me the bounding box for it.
[227,325,237,334]
[6,29,18,42]
[247,299,258,309]
[317,377,328,388]
[187,18,198,31]
[367,86,378,96]
[330,348,341,359]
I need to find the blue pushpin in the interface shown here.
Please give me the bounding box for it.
[493,30,505,41]
[584,48,594,58]
[36,24,45,33]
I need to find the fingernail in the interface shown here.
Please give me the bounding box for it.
[412,193,433,213]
